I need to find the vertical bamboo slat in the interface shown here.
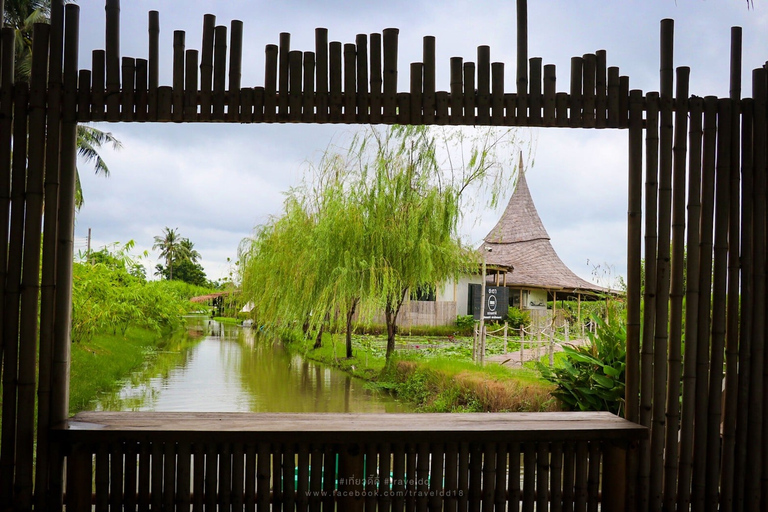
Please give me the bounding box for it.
[392,444,406,511]
[607,67,619,127]
[296,444,310,512]
[378,444,392,512]
[663,67,689,511]
[315,29,329,123]
[369,33,382,124]
[529,57,542,125]
[417,443,430,512]
[278,32,290,119]
[595,50,607,128]
[569,57,582,127]
[516,0,527,124]
[120,57,134,121]
[193,444,205,512]
[536,443,549,512]
[256,444,270,512]
[691,96,719,511]
[422,36,435,124]
[356,34,369,123]
[94,447,108,511]
[173,30,185,122]
[551,443,563,512]
[720,30,743,512]
[303,52,316,123]
[148,11,159,120]
[555,92,567,127]
[264,44,277,122]
[212,25,228,120]
[432,443,447,512]
[105,0,120,121]
[91,50,105,120]
[450,57,463,125]
[582,54,595,127]
[522,443,534,512]
[508,443,521,512]
[290,50,303,122]
[410,62,423,125]
[343,43,356,123]
[463,62,475,125]
[491,62,504,125]
[382,28,398,123]
[185,50,199,122]
[135,58,148,120]
[329,41,342,122]
[586,443,600,512]
[177,442,192,512]
[229,20,243,121]
[677,96,704,512]
[543,64,555,126]
[244,444,256,512]
[638,92,659,511]
[477,46,490,125]
[199,14,215,121]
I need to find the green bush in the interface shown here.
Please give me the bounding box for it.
[505,307,530,330]
[455,315,475,332]
[537,314,626,415]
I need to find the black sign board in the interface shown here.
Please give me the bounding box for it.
[469,284,510,321]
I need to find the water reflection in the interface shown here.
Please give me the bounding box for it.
[93,318,410,413]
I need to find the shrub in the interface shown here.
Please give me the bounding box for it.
[505,307,530,330]
[455,315,475,332]
[537,314,626,415]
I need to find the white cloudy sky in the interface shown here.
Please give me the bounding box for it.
[72,1,767,285]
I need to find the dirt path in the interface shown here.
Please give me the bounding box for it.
[485,338,589,368]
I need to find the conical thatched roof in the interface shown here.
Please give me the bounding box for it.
[483,169,608,295]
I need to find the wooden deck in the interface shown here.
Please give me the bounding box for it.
[52,411,646,511]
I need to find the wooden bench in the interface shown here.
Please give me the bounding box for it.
[52,411,646,511]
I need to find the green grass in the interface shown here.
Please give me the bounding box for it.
[69,326,184,414]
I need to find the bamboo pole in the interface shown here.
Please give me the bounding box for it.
[638,89,659,500]
[50,0,79,452]
[551,442,563,512]
[105,0,120,121]
[302,51,315,123]
[619,76,630,128]
[492,62,504,125]
[747,68,767,512]
[582,54,596,127]
[241,87,254,123]
[199,14,215,121]
[607,66,619,127]
[595,50,606,128]
[648,20,674,511]
[382,28,398,123]
[36,2,64,504]
[516,0,527,124]
[410,62,423,125]
[290,50,303,122]
[343,43,356,123]
[15,25,50,508]
[676,96,704,512]
[120,57,134,121]
[463,62,475,125]
[423,36,435,124]
[91,50,105,121]
[264,44,277,122]
[529,57,541,125]
[315,28,329,123]
[536,443,549,512]
[212,25,227,120]
[731,97,753,512]
[184,50,198,122]
[663,67,689,511]
[157,86,172,121]
[379,444,393,512]
[477,45,490,125]
[256,443,270,512]
[393,444,406,511]
[704,98,732,512]
[555,92,567,127]
[329,41,342,122]
[691,96,719,511]
[450,57,463,125]
[569,57,582,128]
[0,82,29,505]
[135,58,148,121]
[719,30,742,512]
[173,30,185,122]
[308,445,322,512]
[356,34,369,123]
[278,32,290,119]
[543,64,555,126]
[229,20,243,121]
[397,91,410,125]
[148,10,159,121]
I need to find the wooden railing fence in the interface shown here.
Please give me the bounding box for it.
[0,0,765,510]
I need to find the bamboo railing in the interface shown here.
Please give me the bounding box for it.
[0,0,766,510]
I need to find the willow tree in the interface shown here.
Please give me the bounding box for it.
[241,125,523,360]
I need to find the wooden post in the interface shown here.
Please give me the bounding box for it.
[105,0,120,121]
[199,14,215,121]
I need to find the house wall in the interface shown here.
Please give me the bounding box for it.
[438,275,483,316]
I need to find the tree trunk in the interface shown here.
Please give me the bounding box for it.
[345,298,359,358]
[314,323,324,349]
[384,289,408,361]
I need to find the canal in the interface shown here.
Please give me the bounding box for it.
[92,317,411,413]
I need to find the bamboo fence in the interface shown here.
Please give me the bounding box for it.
[0,0,765,510]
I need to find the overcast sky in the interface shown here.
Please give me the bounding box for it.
[72,1,767,285]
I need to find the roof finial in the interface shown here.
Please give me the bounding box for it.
[519,151,525,175]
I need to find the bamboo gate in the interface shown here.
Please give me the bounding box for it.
[0,0,765,511]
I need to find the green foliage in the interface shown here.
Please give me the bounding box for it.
[505,307,530,330]
[455,315,475,331]
[537,315,626,415]
[71,242,210,343]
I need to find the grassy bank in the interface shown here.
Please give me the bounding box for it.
[69,325,201,414]
[285,331,557,412]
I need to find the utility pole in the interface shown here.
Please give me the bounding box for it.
[87,228,92,263]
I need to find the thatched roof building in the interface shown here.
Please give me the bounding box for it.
[482,166,608,309]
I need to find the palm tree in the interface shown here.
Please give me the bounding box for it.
[153,227,184,281]
[4,0,121,208]
[179,238,201,264]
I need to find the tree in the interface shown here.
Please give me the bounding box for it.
[241,125,523,360]
[153,227,186,281]
[3,0,122,209]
